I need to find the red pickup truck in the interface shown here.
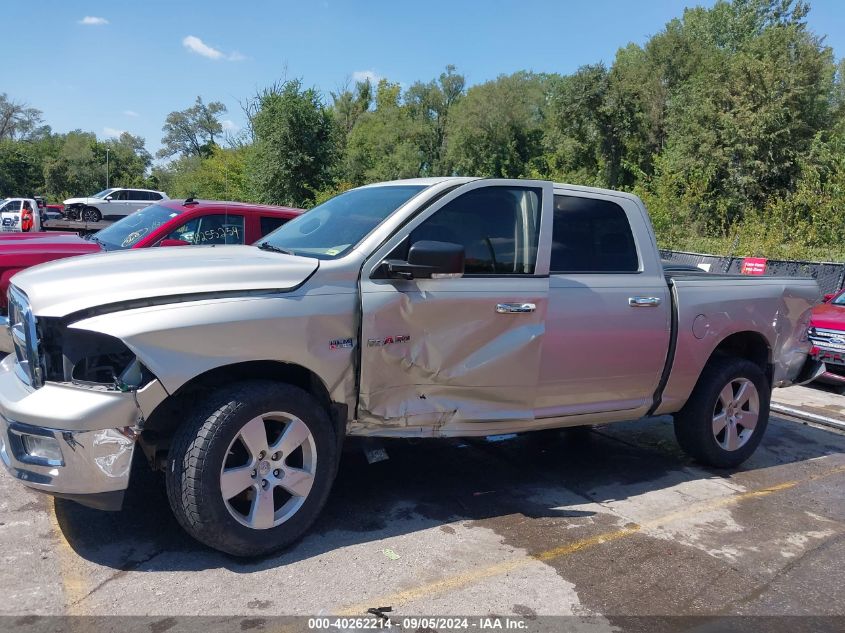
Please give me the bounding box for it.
[0,199,302,319]
[808,289,845,390]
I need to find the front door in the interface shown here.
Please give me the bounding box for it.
[106,190,130,218]
[0,200,22,232]
[357,180,553,436]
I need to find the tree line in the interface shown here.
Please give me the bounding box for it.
[2,0,844,260]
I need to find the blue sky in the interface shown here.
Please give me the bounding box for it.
[4,0,844,155]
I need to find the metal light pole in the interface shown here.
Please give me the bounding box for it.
[106,148,110,189]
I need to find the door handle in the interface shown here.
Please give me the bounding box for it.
[628,297,662,307]
[496,303,536,314]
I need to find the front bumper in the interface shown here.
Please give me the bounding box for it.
[0,354,168,509]
[0,415,136,509]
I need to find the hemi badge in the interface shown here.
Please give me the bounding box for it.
[330,338,354,349]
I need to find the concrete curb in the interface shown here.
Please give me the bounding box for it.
[771,402,845,432]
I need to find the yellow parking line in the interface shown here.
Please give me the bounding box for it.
[47,501,89,615]
[337,463,845,615]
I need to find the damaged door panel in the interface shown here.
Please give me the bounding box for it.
[356,180,554,434]
[358,279,548,431]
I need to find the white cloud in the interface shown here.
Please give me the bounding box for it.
[103,127,124,138]
[221,120,239,132]
[79,16,108,26]
[123,110,139,117]
[352,69,382,85]
[182,35,244,61]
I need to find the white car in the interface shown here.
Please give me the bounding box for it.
[0,198,42,233]
[63,188,169,222]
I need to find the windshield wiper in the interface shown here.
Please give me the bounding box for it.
[258,242,294,255]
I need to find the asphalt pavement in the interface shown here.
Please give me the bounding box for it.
[1,387,844,631]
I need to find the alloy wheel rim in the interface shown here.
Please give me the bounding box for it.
[712,377,759,452]
[219,411,317,530]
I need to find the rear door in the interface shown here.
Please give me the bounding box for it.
[127,190,151,214]
[357,180,553,434]
[536,191,671,418]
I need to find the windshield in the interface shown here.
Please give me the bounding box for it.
[94,204,182,250]
[90,188,117,199]
[260,185,427,259]
[832,292,845,306]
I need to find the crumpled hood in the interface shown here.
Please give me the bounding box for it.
[12,245,319,318]
[63,197,96,205]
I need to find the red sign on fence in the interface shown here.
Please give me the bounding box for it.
[741,257,768,275]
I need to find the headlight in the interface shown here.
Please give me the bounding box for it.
[8,286,44,388]
[37,325,154,389]
[59,330,138,385]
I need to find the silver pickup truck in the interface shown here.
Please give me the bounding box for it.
[0,178,823,556]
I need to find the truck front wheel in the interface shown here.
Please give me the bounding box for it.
[673,357,770,468]
[165,381,338,556]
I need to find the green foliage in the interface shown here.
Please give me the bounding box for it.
[447,72,549,178]
[0,140,43,195]
[158,96,227,159]
[247,79,337,208]
[0,93,49,141]
[343,79,422,184]
[163,146,250,201]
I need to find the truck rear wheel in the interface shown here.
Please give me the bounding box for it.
[673,357,770,468]
[165,380,338,556]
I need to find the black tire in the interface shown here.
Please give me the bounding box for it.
[165,380,338,556]
[82,207,101,222]
[673,356,770,468]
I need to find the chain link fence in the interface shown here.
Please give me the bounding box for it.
[660,250,845,295]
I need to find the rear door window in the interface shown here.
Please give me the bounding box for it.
[550,195,639,273]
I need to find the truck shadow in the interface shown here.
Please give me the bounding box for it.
[52,415,845,574]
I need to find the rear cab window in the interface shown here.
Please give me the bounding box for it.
[259,216,289,238]
[550,194,639,273]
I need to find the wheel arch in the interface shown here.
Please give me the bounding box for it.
[707,330,773,385]
[141,360,346,457]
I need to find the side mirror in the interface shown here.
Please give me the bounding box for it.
[105,196,113,202]
[385,240,465,280]
[824,293,836,303]
[159,238,190,247]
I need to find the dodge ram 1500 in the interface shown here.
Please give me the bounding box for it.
[0,177,824,555]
